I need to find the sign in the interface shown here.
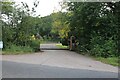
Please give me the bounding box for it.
[0,41,3,49]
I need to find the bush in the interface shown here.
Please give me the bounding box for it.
[90,35,117,58]
[60,38,68,46]
[77,44,89,54]
[29,39,40,52]
[3,39,41,54]
[103,38,117,57]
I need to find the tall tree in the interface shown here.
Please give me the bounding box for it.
[66,2,119,57]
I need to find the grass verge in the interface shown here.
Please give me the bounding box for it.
[56,44,68,49]
[77,52,119,66]
[95,57,119,66]
[2,51,33,55]
[2,45,34,55]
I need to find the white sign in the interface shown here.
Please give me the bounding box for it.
[0,41,3,49]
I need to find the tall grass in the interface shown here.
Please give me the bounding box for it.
[3,44,34,55]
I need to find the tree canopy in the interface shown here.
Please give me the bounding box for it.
[65,2,119,57]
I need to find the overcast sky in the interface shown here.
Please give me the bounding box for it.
[13,0,63,17]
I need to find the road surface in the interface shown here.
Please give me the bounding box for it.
[2,43,118,78]
[40,43,68,50]
[2,61,118,78]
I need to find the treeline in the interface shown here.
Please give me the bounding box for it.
[36,12,69,42]
[64,2,120,58]
[1,1,68,52]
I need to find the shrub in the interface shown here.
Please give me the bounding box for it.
[77,44,89,53]
[60,38,68,46]
[90,35,117,58]
[103,38,117,57]
[29,39,40,52]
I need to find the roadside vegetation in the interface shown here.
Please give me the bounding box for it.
[95,57,119,66]
[80,52,119,66]
[2,45,34,55]
[62,2,119,58]
[56,44,68,49]
[1,1,41,54]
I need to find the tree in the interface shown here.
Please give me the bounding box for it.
[51,12,70,39]
[1,0,40,48]
[66,2,119,57]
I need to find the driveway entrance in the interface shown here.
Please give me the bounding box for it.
[2,43,118,78]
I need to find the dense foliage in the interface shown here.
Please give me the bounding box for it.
[66,2,119,57]
[1,1,41,52]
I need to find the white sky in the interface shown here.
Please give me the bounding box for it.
[13,0,63,17]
